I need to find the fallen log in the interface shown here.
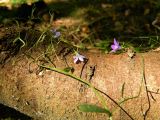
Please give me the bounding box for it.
[0,50,160,120]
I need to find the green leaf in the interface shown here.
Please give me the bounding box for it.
[63,67,74,73]
[78,104,112,116]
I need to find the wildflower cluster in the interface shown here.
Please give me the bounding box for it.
[73,38,121,64]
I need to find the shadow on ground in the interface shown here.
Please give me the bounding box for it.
[0,103,32,120]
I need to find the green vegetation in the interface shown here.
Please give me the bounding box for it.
[1,0,160,54]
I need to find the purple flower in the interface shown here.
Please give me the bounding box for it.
[54,31,61,38]
[111,38,121,52]
[50,28,61,38]
[73,53,86,64]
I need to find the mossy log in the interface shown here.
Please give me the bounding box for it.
[0,51,160,120]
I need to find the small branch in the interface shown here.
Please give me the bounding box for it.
[148,88,159,102]
[148,89,160,94]
[148,91,156,102]
[80,59,88,78]
[142,57,151,120]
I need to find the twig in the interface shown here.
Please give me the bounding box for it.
[148,91,156,102]
[80,59,88,78]
[148,89,159,94]
[141,56,151,120]
[88,65,96,82]
[79,59,89,92]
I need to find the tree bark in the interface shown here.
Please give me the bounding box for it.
[0,51,160,120]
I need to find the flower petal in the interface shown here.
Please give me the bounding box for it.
[111,45,118,50]
[114,38,119,46]
[80,54,85,58]
[74,57,78,63]
[79,56,84,62]
[73,53,86,64]
[54,32,61,38]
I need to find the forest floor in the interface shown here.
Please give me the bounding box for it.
[1,0,160,54]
